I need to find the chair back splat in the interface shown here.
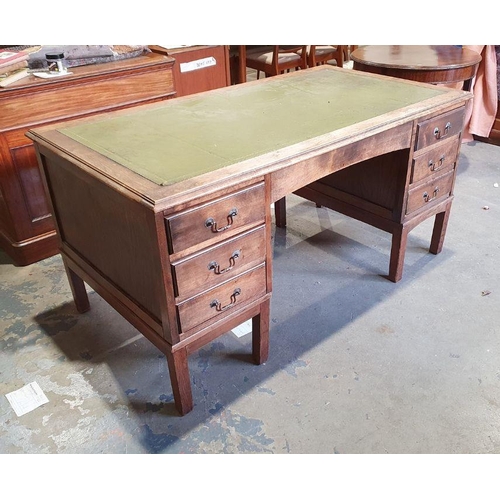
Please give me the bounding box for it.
[245,45,308,79]
[307,45,344,68]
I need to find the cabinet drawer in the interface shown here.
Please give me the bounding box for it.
[172,225,266,300]
[166,183,265,254]
[406,171,455,215]
[411,136,460,184]
[177,264,267,333]
[414,108,465,151]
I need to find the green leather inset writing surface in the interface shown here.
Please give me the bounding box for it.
[60,68,445,186]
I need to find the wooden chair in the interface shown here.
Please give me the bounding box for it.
[245,45,308,79]
[307,45,344,68]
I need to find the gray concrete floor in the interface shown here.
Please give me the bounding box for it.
[1,140,500,454]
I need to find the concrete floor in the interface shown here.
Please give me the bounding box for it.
[1,140,499,454]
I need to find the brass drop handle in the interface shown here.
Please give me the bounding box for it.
[208,250,241,275]
[205,208,238,233]
[423,187,440,202]
[428,155,445,171]
[210,288,241,312]
[433,122,451,140]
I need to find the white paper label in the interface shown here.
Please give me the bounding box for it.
[180,57,216,73]
[232,319,252,338]
[5,381,49,417]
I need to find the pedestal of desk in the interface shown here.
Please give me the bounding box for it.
[286,106,465,282]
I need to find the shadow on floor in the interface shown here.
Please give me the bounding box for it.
[25,216,449,453]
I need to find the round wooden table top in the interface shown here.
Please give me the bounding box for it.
[350,45,482,87]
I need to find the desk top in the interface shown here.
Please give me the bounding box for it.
[60,67,450,185]
[28,66,471,208]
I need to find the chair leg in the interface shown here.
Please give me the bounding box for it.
[274,197,286,228]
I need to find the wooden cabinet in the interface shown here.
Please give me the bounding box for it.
[0,51,175,266]
[150,45,230,97]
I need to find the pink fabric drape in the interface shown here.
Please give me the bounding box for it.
[461,45,498,142]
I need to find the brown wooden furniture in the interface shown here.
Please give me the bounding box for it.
[308,45,344,68]
[0,51,175,266]
[149,45,231,97]
[27,66,470,414]
[351,45,481,91]
[245,45,308,79]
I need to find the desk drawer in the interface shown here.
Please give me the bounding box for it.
[414,108,464,151]
[411,136,460,183]
[177,264,266,333]
[406,170,454,214]
[172,225,266,300]
[166,183,265,254]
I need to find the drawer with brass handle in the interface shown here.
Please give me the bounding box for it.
[414,108,465,151]
[172,225,266,300]
[411,136,460,183]
[176,264,267,334]
[166,182,265,254]
[406,170,455,215]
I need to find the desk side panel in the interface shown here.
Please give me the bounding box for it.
[39,150,167,331]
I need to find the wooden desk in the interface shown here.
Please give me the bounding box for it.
[351,45,481,90]
[0,52,175,266]
[27,67,471,415]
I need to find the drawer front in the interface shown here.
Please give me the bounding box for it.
[166,183,265,254]
[414,108,465,151]
[172,225,266,300]
[406,171,455,215]
[411,136,460,184]
[177,264,267,333]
